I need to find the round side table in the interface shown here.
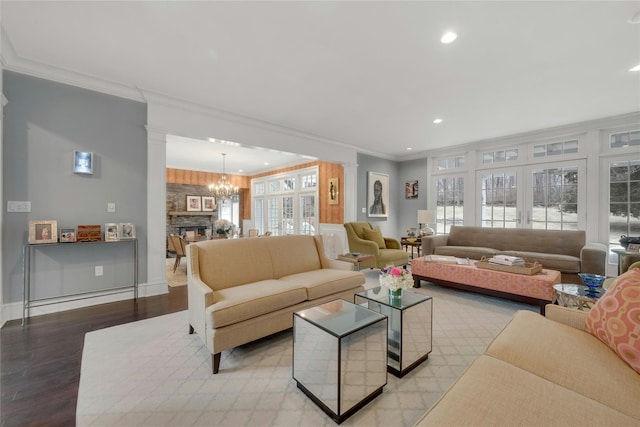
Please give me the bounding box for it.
[553,283,601,311]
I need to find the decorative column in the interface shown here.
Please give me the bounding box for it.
[145,125,169,295]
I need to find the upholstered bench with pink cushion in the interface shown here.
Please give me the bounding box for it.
[414,267,640,426]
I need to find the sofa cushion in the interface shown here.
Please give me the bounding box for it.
[496,250,580,273]
[434,245,496,259]
[486,310,640,420]
[267,235,323,278]
[207,279,307,328]
[279,269,365,300]
[585,268,640,374]
[414,355,638,427]
[363,228,386,249]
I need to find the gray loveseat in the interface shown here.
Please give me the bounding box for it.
[420,226,606,275]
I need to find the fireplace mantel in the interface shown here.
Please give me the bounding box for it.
[168,211,216,224]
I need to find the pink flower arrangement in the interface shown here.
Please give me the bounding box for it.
[379,265,413,291]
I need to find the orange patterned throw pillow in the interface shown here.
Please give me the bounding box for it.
[585,268,640,374]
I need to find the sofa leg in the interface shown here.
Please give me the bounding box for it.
[212,353,221,374]
[188,324,194,334]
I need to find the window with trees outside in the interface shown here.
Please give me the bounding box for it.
[436,175,464,234]
[609,159,640,249]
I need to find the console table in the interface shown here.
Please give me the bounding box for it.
[22,239,138,325]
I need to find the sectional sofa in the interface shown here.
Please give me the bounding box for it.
[420,225,606,275]
[415,267,640,426]
[186,234,365,374]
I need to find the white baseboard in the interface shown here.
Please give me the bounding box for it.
[0,281,168,327]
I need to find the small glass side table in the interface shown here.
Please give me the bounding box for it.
[293,299,387,424]
[553,283,602,311]
[355,287,433,377]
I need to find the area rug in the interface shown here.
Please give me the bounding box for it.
[77,270,536,426]
[166,257,187,287]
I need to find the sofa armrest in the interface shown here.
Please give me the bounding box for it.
[324,258,356,270]
[348,236,381,255]
[544,305,588,330]
[187,245,215,337]
[580,242,607,275]
[384,237,402,249]
[420,234,449,255]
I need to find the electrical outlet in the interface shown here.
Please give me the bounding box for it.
[95,266,103,276]
[361,207,366,214]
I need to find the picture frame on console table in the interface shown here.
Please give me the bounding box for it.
[77,225,102,242]
[28,220,58,244]
[368,171,389,218]
[60,227,77,242]
[118,223,136,240]
[627,243,640,253]
[105,223,119,241]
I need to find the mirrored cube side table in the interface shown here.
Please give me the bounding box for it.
[355,287,433,377]
[293,299,388,424]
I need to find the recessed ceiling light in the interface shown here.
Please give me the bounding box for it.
[406,147,413,151]
[629,63,640,72]
[238,169,244,173]
[264,162,269,166]
[441,32,457,44]
[433,118,443,124]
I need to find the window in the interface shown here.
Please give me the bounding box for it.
[218,195,241,231]
[531,167,578,230]
[436,176,464,234]
[253,167,318,236]
[610,130,640,149]
[480,172,517,228]
[437,156,465,171]
[482,148,518,164]
[609,160,640,247]
[533,139,579,158]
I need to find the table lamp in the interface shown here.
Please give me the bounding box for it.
[417,210,435,236]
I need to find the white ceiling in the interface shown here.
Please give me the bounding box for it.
[2,1,639,174]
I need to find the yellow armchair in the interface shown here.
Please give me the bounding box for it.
[344,222,409,269]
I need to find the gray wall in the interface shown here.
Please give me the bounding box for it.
[356,154,431,239]
[2,71,147,304]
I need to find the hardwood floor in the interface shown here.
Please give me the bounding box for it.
[1,286,187,427]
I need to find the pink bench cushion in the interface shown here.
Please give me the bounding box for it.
[411,258,560,301]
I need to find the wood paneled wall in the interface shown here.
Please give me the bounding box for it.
[167,160,344,224]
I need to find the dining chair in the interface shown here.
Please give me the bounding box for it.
[169,234,187,273]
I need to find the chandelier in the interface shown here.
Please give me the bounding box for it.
[208,153,239,200]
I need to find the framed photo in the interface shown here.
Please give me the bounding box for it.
[405,180,419,199]
[627,243,640,253]
[73,150,93,175]
[368,171,389,218]
[186,195,201,211]
[59,227,77,243]
[202,196,216,212]
[328,177,339,205]
[105,223,119,241]
[29,220,58,244]
[77,224,102,242]
[118,223,136,239]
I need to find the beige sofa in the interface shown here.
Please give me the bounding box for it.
[415,305,640,426]
[421,225,606,275]
[187,234,365,374]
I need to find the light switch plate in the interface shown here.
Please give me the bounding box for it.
[361,207,366,213]
[7,201,31,212]
[107,202,116,213]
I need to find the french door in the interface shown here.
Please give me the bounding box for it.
[478,160,586,229]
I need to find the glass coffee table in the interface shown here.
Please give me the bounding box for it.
[355,287,433,377]
[293,299,388,424]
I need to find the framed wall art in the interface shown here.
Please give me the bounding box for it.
[73,150,93,175]
[60,227,77,243]
[328,177,339,205]
[202,196,216,212]
[368,171,389,218]
[405,180,418,199]
[119,223,136,239]
[28,220,58,244]
[186,195,202,211]
[105,223,119,241]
